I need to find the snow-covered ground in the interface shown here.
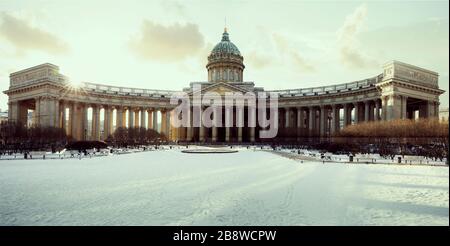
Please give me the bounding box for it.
[0,148,448,226]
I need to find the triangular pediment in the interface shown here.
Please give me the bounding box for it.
[189,82,249,96]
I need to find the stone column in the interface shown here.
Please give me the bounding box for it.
[134,109,140,128]
[212,126,218,142]
[199,117,205,142]
[353,102,359,124]
[186,107,193,141]
[161,110,167,135]
[381,96,388,121]
[71,102,77,138]
[36,98,46,126]
[297,107,304,128]
[320,106,326,137]
[342,104,349,127]
[7,102,15,124]
[66,103,72,136]
[427,101,436,118]
[60,102,66,132]
[116,107,123,129]
[330,105,338,135]
[237,126,243,142]
[165,109,171,139]
[386,95,402,120]
[128,108,134,128]
[90,105,96,140]
[297,107,303,139]
[92,105,100,140]
[152,109,158,132]
[103,106,110,139]
[225,106,232,142]
[285,107,290,128]
[249,127,255,142]
[236,106,243,142]
[434,102,440,118]
[225,127,231,142]
[212,106,219,142]
[40,97,57,127]
[33,97,40,126]
[374,100,379,121]
[401,96,408,119]
[364,101,370,122]
[109,107,114,134]
[40,98,50,126]
[147,109,153,129]
[248,105,256,143]
[308,106,315,136]
[53,99,60,128]
[82,105,88,140]
[140,108,146,129]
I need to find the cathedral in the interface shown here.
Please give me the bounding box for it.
[4,28,445,142]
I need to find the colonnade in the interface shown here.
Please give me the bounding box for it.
[8,95,441,142]
[175,106,256,143]
[25,98,173,141]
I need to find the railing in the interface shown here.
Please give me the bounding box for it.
[8,74,384,100]
[266,74,383,97]
[80,82,180,98]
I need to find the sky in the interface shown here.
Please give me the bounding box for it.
[0,0,448,111]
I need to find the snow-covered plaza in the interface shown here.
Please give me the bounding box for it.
[0,148,448,226]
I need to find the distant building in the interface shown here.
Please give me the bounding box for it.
[439,108,449,122]
[0,111,8,124]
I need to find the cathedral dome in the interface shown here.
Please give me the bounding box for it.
[210,29,241,56]
[206,28,245,83]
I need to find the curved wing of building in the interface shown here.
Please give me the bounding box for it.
[4,29,445,142]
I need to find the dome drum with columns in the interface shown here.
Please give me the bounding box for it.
[3,28,445,143]
[207,28,245,83]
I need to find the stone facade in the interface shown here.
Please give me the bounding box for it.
[3,30,445,142]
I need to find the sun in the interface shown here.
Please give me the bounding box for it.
[66,80,84,89]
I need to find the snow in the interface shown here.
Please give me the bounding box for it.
[0,148,448,226]
[276,148,447,165]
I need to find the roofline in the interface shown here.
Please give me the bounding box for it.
[384,60,439,76]
[10,63,59,77]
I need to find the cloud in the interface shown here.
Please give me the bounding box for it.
[337,4,378,69]
[161,1,187,17]
[246,51,272,69]
[0,12,69,55]
[272,33,315,72]
[198,42,214,66]
[290,52,315,72]
[129,20,205,62]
